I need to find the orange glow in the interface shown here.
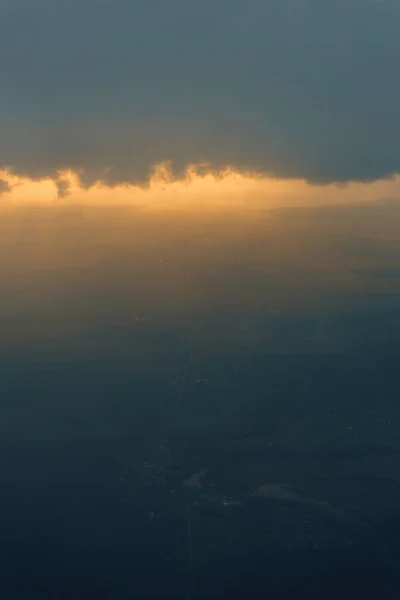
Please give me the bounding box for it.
[1,164,400,213]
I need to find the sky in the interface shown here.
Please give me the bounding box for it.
[3,4,400,596]
[1,0,400,205]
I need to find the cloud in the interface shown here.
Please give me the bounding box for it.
[0,178,10,195]
[54,176,71,198]
[1,0,400,188]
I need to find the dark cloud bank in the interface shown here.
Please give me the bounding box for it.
[1,0,399,188]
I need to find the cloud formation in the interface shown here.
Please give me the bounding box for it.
[1,0,400,189]
[0,178,10,195]
[54,176,71,199]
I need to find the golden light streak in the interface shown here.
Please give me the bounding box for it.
[1,163,400,213]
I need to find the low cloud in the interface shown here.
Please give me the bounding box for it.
[0,178,10,194]
[54,176,71,198]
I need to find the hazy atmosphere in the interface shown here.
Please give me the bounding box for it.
[1,2,400,599]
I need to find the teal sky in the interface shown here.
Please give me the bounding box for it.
[1,0,400,188]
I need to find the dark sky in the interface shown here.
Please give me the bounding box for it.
[1,0,400,188]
